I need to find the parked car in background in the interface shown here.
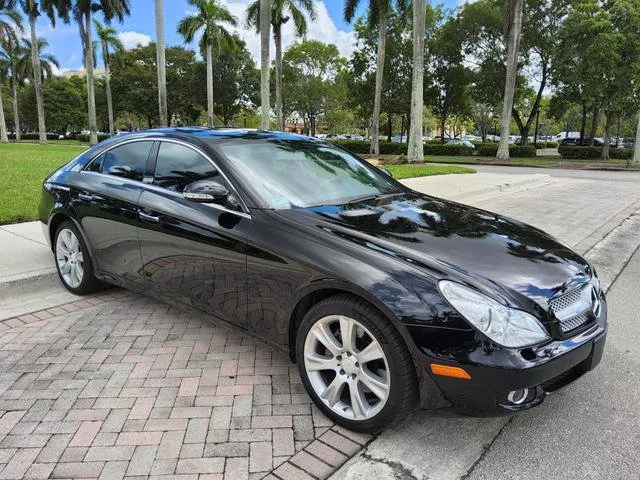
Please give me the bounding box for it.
[447,139,475,151]
[560,137,604,147]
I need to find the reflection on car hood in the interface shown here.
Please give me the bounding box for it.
[277,192,592,306]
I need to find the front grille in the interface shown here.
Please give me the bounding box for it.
[549,283,597,334]
[559,312,590,333]
[549,287,584,314]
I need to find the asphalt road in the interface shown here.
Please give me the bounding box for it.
[332,167,640,480]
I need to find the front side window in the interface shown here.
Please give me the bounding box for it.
[99,141,153,181]
[153,142,223,193]
[217,139,401,209]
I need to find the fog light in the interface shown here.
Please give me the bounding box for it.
[507,388,530,405]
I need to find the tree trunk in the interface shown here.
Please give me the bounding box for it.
[440,115,446,143]
[496,0,523,160]
[83,13,98,145]
[155,0,168,127]
[579,104,587,144]
[274,22,284,131]
[371,14,387,155]
[206,43,214,126]
[601,112,611,161]
[512,61,548,147]
[387,114,392,142]
[0,83,7,143]
[259,0,271,130]
[632,110,640,165]
[29,9,47,144]
[103,44,115,135]
[12,80,20,141]
[407,0,426,163]
[588,107,599,145]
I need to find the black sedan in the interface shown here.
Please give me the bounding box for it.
[39,128,607,432]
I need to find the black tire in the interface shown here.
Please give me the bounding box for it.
[296,294,418,433]
[53,220,105,295]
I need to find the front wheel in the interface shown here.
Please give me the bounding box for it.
[296,295,417,433]
[54,221,104,295]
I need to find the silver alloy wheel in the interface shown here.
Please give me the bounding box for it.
[303,315,390,421]
[55,228,84,289]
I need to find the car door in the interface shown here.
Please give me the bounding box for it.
[137,140,250,327]
[69,139,155,287]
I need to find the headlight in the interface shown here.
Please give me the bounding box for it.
[439,281,550,348]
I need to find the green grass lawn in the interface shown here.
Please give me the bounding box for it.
[383,163,475,179]
[0,143,88,225]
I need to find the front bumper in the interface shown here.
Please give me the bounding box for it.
[412,300,607,416]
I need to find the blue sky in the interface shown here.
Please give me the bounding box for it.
[33,0,462,73]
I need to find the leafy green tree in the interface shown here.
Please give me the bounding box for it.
[178,0,237,127]
[56,0,130,145]
[94,19,123,134]
[0,2,22,142]
[246,0,316,131]
[282,40,347,136]
[344,0,404,154]
[4,0,62,143]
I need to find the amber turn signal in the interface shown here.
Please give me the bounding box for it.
[430,363,471,380]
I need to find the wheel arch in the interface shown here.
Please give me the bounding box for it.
[287,282,417,363]
[48,211,97,263]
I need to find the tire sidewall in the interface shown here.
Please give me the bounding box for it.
[296,296,413,433]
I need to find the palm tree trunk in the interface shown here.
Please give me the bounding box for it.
[632,110,640,166]
[259,0,271,130]
[206,43,214,127]
[496,0,523,160]
[0,83,7,143]
[274,22,284,131]
[29,9,47,144]
[371,14,387,155]
[83,13,98,145]
[103,45,115,135]
[407,0,426,163]
[11,80,20,141]
[155,0,168,127]
[601,112,611,161]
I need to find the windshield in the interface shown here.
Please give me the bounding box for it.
[217,138,402,209]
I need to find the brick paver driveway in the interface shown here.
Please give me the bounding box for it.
[0,291,371,479]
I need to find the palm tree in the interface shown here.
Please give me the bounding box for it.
[344,0,398,155]
[496,0,523,161]
[5,0,60,143]
[407,0,426,163]
[245,0,316,131]
[259,0,270,129]
[178,0,237,127]
[633,111,640,165]
[57,0,130,145]
[155,0,167,127]
[0,6,21,143]
[94,19,123,135]
[0,39,22,140]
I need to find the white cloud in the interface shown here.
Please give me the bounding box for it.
[118,31,152,50]
[216,0,356,63]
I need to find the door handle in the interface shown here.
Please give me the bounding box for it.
[78,192,102,202]
[139,211,160,224]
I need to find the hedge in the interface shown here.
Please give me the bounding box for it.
[76,133,111,143]
[8,132,59,141]
[476,144,537,157]
[329,139,473,156]
[558,146,633,160]
[536,141,558,149]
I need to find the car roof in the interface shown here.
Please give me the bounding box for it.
[118,127,317,144]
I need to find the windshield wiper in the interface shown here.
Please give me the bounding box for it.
[346,192,403,205]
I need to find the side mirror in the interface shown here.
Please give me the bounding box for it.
[378,167,393,178]
[183,179,229,203]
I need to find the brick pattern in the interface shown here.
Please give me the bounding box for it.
[0,292,372,479]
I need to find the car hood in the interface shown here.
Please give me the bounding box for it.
[276,192,592,308]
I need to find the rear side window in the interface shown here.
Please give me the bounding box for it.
[96,141,153,181]
[153,142,223,192]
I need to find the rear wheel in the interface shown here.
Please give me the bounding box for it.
[296,295,417,433]
[54,221,104,295]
